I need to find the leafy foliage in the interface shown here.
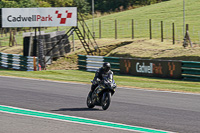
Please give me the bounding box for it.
[0,0,19,8]
[18,0,38,8]
[73,0,90,14]
[0,0,169,14]
[86,0,169,12]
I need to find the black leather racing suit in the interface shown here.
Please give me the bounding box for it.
[91,67,113,92]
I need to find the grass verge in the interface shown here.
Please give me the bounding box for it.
[0,69,200,93]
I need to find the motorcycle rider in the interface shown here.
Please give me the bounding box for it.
[91,62,113,93]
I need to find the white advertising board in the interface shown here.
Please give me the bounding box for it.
[1,7,77,27]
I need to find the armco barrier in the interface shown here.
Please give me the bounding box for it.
[78,55,120,73]
[0,52,38,71]
[78,55,200,81]
[182,61,200,81]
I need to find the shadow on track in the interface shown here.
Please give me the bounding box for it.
[52,107,101,112]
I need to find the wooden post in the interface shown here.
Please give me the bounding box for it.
[149,19,152,39]
[172,23,175,45]
[183,24,193,48]
[132,19,134,39]
[33,28,37,56]
[9,29,12,47]
[99,20,101,39]
[115,19,117,39]
[0,28,2,37]
[12,30,14,46]
[83,23,85,39]
[161,21,163,42]
[186,24,189,31]
[186,24,193,47]
[5,28,7,37]
[33,56,37,71]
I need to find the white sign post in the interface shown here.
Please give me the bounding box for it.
[1,7,77,27]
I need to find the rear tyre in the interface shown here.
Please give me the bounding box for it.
[101,92,111,110]
[87,91,95,108]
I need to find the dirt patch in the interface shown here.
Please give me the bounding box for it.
[1,38,200,70]
[108,39,200,61]
[0,46,23,55]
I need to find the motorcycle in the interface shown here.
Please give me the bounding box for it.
[87,78,116,110]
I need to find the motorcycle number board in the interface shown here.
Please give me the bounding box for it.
[1,7,77,27]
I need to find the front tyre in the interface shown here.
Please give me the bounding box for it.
[87,91,95,108]
[101,92,111,110]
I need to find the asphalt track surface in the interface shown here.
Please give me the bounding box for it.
[0,76,200,133]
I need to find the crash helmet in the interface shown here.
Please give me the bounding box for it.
[103,62,111,72]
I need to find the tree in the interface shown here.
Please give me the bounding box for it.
[73,0,90,14]
[86,0,169,13]
[38,1,51,7]
[0,0,38,8]
[18,0,38,7]
[55,0,73,7]
[44,0,73,7]
[0,0,19,8]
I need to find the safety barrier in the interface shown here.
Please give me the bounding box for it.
[182,61,200,81]
[0,52,38,71]
[78,55,200,81]
[78,55,120,73]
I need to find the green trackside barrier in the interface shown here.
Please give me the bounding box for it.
[0,52,38,71]
[182,61,200,81]
[104,57,120,63]
[78,55,87,60]
[78,55,87,70]
[78,55,200,81]
[182,61,200,68]
[77,55,120,73]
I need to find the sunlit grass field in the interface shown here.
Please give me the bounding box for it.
[0,69,200,93]
[84,0,200,43]
[1,0,200,46]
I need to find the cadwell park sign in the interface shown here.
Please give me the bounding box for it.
[0,7,77,27]
[120,58,182,79]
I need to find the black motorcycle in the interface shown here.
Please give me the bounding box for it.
[87,78,116,110]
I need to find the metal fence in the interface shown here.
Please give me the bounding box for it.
[84,19,200,45]
[1,19,200,48]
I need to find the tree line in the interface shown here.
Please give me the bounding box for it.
[87,0,169,13]
[0,0,169,15]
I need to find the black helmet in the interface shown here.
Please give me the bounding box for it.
[103,62,111,72]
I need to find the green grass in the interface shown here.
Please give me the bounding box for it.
[84,0,200,44]
[0,69,200,93]
[1,0,200,47]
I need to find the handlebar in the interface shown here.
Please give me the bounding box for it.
[92,78,116,89]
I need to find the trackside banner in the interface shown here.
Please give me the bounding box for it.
[1,7,77,27]
[120,58,182,79]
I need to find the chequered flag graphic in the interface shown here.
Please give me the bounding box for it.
[55,10,72,24]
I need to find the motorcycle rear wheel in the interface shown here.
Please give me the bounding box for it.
[87,91,95,108]
[101,92,111,110]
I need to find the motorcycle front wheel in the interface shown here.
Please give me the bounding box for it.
[87,91,95,108]
[101,92,111,110]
